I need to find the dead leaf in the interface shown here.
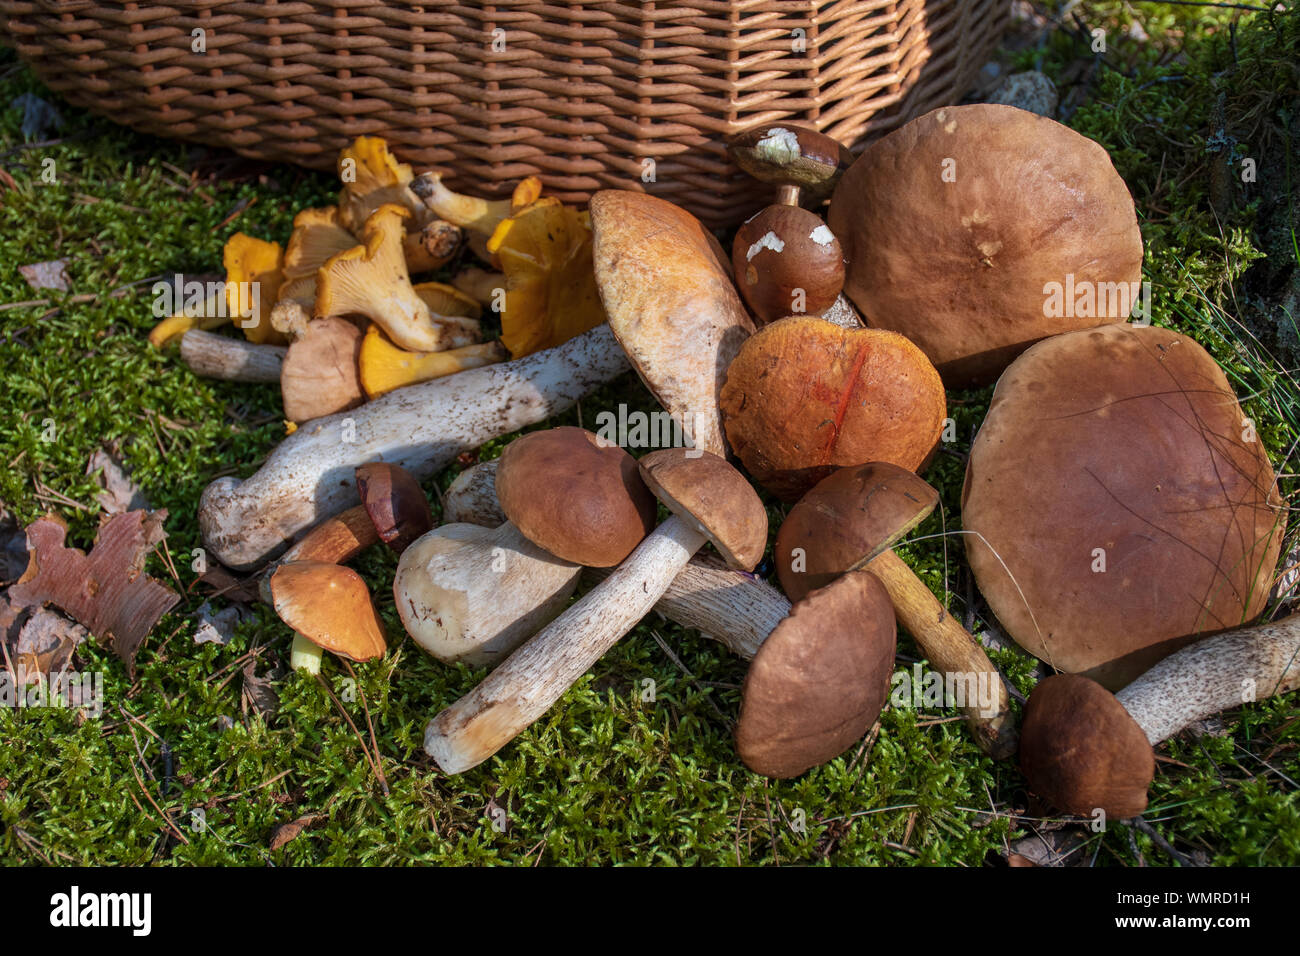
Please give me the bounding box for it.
[8,511,180,677]
[1005,827,1089,867]
[0,508,30,584]
[10,606,86,681]
[18,259,70,293]
[10,92,64,140]
[269,812,325,851]
[86,445,149,515]
[241,662,279,719]
[193,601,246,646]
[196,564,260,604]
[0,168,17,192]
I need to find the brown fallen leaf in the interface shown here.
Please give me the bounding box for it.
[18,259,70,293]
[9,511,180,677]
[193,601,246,646]
[269,812,325,851]
[1005,827,1089,867]
[10,606,87,681]
[86,445,149,514]
[241,661,279,719]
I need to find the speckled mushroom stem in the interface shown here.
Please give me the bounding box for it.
[198,324,629,570]
[425,515,707,774]
[586,556,790,661]
[1115,612,1300,745]
[866,549,1019,759]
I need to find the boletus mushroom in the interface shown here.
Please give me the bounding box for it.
[774,462,1015,757]
[1020,610,1300,819]
[827,104,1145,386]
[728,123,851,323]
[736,570,897,778]
[963,324,1286,690]
[720,316,947,501]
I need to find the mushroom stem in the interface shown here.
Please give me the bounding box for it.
[1115,612,1300,745]
[865,549,1018,759]
[289,632,324,675]
[424,515,706,773]
[180,329,286,383]
[410,173,512,235]
[584,557,789,661]
[198,324,630,570]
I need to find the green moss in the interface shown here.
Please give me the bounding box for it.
[2,5,1298,866]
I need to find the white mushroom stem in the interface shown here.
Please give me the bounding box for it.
[441,462,506,526]
[1115,612,1300,745]
[586,557,788,661]
[180,329,286,382]
[425,515,706,773]
[198,324,629,570]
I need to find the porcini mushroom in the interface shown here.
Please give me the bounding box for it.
[775,462,1016,757]
[827,104,1145,386]
[720,317,947,501]
[1020,611,1300,818]
[727,123,851,322]
[736,571,896,778]
[279,317,365,424]
[963,324,1286,689]
[494,427,656,568]
[424,447,768,772]
[315,204,447,353]
[199,323,630,570]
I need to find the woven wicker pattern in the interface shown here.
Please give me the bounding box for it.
[0,1,1007,227]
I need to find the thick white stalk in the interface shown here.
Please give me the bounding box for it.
[424,515,706,773]
[1116,613,1300,745]
[199,325,628,569]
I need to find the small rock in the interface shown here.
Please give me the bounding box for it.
[988,71,1059,118]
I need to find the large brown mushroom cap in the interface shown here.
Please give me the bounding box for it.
[776,462,939,602]
[1019,674,1154,819]
[638,448,768,571]
[720,317,946,501]
[736,570,897,778]
[270,560,387,662]
[963,324,1286,689]
[496,427,656,567]
[589,191,755,457]
[828,104,1144,387]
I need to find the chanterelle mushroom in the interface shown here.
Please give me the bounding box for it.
[963,323,1286,689]
[315,204,446,353]
[224,233,289,346]
[827,104,1144,386]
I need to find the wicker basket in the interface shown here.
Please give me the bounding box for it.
[0,1,1007,228]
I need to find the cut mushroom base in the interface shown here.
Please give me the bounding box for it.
[1020,612,1300,819]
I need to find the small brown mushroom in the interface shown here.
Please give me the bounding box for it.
[736,570,896,778]
[728,123,851,323]
[495,427,657,568]
[720,317,946,501]
[279,317,365,424]
[1020,610,1300,818]
[775,462,1016,757]
[355,461,434,552]
[269,561,387,663]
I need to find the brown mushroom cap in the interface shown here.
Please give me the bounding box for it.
[733,205,845,323]
[963,324,1286,689]
[637,448,768,571]
[776,462,939,602]
[1019,674,1154,819]
[496,427,657,567]
[736,570,897,778]
[355,461,433,553]
[720,317,946,501]
[827,104,1144,387]
[270,560,387,662]
[589,191,755,457]
[728,124,854,200]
